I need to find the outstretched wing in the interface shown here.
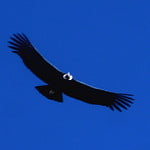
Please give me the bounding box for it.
[8,33,63,84]
[63,79,134,111]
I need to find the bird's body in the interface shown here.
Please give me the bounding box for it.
[8,33,134,111]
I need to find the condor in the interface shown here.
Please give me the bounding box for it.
[8,33,134,111]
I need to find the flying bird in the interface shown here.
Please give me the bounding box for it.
[8,33,134,111]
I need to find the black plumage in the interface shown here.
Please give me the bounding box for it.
[8,33,134,111]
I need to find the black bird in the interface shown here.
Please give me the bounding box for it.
[8,33,134,111]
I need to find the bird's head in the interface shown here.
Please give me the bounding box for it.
[63,72,73,80]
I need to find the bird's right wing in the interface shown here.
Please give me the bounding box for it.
[8,33,63,83]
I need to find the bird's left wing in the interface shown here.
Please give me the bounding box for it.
[63,79,134,111]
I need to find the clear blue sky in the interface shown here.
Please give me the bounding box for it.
[1,0,150,150]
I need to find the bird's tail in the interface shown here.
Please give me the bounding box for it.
[35,85,63,102]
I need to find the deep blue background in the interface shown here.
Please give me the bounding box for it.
[1,0,150,149]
